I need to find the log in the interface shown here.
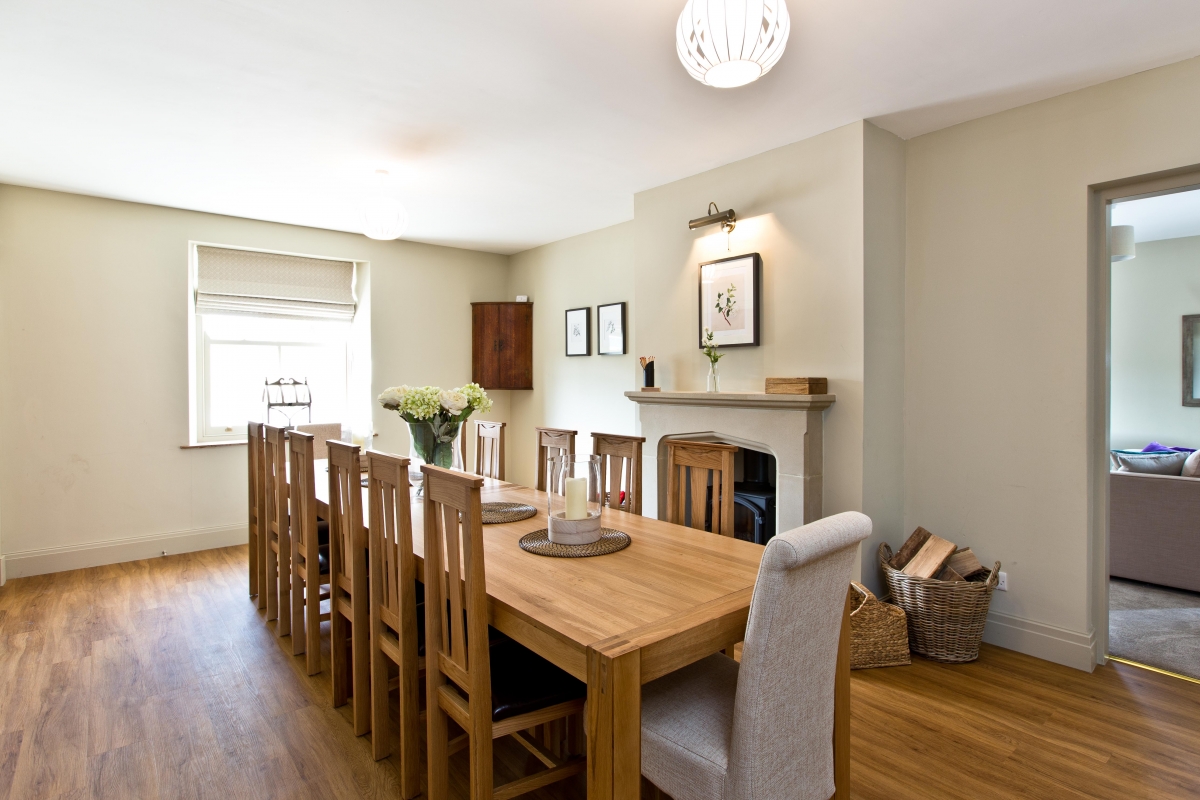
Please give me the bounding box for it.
[890,527,932,570]
[901,534,958,580]
[946,548,986,579]
[938,566,966,582]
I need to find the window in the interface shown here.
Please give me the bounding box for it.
[188,244,370,444]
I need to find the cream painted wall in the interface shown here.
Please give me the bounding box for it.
[0,185,507,577]
[507,222,636,487]
[905,55,1200,669]
[1111,235,1200,450]
[633,121,867,531]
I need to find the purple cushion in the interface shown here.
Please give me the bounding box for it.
[1141,442,1196,454]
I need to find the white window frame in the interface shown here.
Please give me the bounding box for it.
[186,241,367,445]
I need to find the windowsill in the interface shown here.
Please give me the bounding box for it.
[180,440,246,449]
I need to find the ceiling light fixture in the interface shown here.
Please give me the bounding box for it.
[676,0,791,89]
[1111,225,1136,261]
[361,170,408,240]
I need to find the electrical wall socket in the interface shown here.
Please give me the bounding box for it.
[996,571,1008,591]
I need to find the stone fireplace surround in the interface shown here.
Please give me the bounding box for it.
[624,391,836,537]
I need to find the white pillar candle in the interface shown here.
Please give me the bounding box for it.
[564,477,587,520]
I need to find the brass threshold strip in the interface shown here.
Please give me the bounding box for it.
[1106,654,1200,686]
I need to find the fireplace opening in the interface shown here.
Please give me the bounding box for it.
[734,447,777,544]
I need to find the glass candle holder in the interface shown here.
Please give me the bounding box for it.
[546,454,602,544]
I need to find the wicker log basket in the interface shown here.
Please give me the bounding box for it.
[848,582,910,669]
[879,542,1001,663]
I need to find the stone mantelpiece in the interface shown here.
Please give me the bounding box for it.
[624,391,835,535]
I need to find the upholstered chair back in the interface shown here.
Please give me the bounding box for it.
[726,511,871,800]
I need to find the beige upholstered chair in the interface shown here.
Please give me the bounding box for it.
[296,422,343,461]
[366,449,423,800]
[534,426,576,492]
[664,440,738,536]
[288,430,331,674]
[328,440,370,735]
[247,421,266,605]
[422,465,586,800]
[473,420,506,480]
[591,432,645,515]
[640,512,872,800]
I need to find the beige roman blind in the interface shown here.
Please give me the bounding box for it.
[195,245,356,320]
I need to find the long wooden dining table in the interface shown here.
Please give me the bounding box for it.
[310,464,850,800]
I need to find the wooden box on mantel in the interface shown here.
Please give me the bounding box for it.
[765,377,828,395]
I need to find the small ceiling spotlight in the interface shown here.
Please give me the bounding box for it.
[689,202,737,233]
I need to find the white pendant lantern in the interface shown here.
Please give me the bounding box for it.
[676,0,791,89]
[361,170,408,241]
[1111,225,1136,262]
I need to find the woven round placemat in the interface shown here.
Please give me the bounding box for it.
[518,528,631,558]
[481,502,538,525]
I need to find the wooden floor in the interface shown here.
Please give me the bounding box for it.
[0,546,1196,800]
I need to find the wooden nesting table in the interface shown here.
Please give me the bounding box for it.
[312,467,849,799]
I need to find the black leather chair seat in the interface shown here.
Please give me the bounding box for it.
[316,520,330,575]
[488,638,585,722]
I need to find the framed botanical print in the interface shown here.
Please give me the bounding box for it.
[699,253,761,347]
[565,307,591,356]
[597,302,627,355]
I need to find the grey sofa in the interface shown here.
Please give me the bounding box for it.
[1109,470,1200,593]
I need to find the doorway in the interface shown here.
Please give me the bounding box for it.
[1095,170,1200,682]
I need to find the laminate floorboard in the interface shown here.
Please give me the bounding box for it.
[0,545,1195,799]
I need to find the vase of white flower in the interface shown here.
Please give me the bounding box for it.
[702,328,723,393]
[378,383,493,492]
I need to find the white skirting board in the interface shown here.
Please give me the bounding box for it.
[983,610,1097,672]
[2,523,249,580]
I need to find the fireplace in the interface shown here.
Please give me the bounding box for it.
[734,447,777,544]
[624,390,835,537]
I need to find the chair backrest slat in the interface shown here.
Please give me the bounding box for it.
[591,432,645,515]
[264,425,289,539]
[535,427,577,492]
[248,421,266,598]
[288,431,318,556]
[473,421,506,480]
[664,439,738,536]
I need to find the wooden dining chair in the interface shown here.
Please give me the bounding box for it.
[296,422,343,461]
[473,420,506,480]
[664,439,738,537]
[288,430,331,674]
[422,465,586,800]
[247,421,266,605]
[640,512,871,800]
[328,439,370,735]
[263,424,291,631]
[591,432,646,515]
[534,426,577,492]
[366,450,422,799]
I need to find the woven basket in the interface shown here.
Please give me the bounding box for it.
[848,582,911,669]
[879,542,1000,663]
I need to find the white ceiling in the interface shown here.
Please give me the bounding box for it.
[3,1,1200,254]
[1112,188,1200,243]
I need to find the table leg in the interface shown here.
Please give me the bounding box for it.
[832,587,852,799]
[586,647,613,800]
[587,645,642,800]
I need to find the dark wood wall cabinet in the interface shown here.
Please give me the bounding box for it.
[472,302,533,390]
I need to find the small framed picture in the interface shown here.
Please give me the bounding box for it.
[565,307,591,356]
[699,253,761,348]
[597,302,627,355]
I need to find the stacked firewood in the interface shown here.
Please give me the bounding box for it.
[889,526,989,581]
